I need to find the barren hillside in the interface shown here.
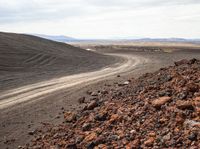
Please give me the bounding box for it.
[0,32,116,91]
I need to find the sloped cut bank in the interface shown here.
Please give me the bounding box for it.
[25,59,200,148]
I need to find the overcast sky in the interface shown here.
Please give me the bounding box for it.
[0,0,200,39]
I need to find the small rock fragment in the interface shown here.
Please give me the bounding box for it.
[177,91,188,100]
[188,133,197,141]
[186,83,199,93]
[174,59,189,66]
[123,81,130,85]
[176,100,194,110]
[84,132,97,142]
[109,114,120,123]
[163,133,171,141]
[152,96,171,108]
[78,97,85,104]
[100,90,108,95]
[130,130,136,134]
[64,112,76,122]
[148,132,156,137]
[91,92,98,96]
[193,96,200,113]
[94,112,107,121]
[87,100,98,110]
[82,123,92,131]
[144,137,154,147]
[28,130,35,135]
[66,143,77,149]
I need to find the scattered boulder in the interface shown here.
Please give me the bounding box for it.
[152,96,171,108]
[109,114,120,124]
[100,90,108,95]
[188,132,197,141]
[118,81,130,86]
[86,90,92,95]
[176,100,194,110]
[66,143,77,149]
[91,92,98,96]
[193,96,200,113]
[28,130,35,135]
[148,132,156,137]
[82,123,92,131]
[162,133,171,142]
[186,83,199,93]
[144,137,154,147]
[184,119,200,128]
[64,112,76,122]
[189,58,198,64]
[177,91,188,100]
[84,132,97,142]
[86,100,98,110]
[26,59,200,148]
[78,97,85,104]
[174,59,189,66]
[123,81,130,85]
[94,112,107,121]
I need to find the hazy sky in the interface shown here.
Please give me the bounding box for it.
[0,0,200,39]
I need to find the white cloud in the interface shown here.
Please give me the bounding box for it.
[0,0,200,38]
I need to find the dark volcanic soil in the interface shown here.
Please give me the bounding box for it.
[24,58,200,149]
[1,36,200,149]
[0,32,116,92]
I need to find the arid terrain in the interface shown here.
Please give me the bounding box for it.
[26,58,200,148]
[0,32,117,92]
[1,32,200,148]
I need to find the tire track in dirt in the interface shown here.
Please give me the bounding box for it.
[0,54,148,110]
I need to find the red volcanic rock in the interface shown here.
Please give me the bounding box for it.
[86,100,98,110]
[152,96,171,108]
[174,59,189,66]
[64,111,76,122]
[176,100,194,110]
[144,137,155,147]
[25,59,200,148]
[193,96,200,114]
[84,132,97,142]
[186,83,199,93]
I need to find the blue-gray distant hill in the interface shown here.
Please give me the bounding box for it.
[129,38,200,44]
[32,34,200,44]
[33,34,76,42]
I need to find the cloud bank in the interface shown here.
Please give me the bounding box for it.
[0,0,200,38]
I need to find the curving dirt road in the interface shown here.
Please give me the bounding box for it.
[0,54,148,110]
[0,54,147,110]
[2,50,200,148]
[0,53,151,148]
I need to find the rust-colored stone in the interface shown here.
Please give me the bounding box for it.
[152,96,171,108]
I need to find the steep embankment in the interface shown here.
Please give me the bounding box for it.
[25,59,200,148]
[0,32,116,91]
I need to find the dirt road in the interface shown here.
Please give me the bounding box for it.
[2,50,200,148]
[0,54,147,110]
[0,53,150,148]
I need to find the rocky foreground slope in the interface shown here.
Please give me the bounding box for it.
[24,59,200,148]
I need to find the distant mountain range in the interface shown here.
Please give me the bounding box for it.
[33,34,76,42]
[32,34,200,44]
[128,38,200,44]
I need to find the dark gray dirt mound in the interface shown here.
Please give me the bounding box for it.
[0,32,116,91]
